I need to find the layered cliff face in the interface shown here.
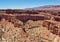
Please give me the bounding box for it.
[0,9,60,42]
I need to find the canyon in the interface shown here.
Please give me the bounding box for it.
[0,6,60,42]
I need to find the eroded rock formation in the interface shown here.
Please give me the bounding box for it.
[0,9,60,42]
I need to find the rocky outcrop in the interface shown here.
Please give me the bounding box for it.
[43,20,60,36]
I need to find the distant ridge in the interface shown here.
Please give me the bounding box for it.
[26,5,60,10]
